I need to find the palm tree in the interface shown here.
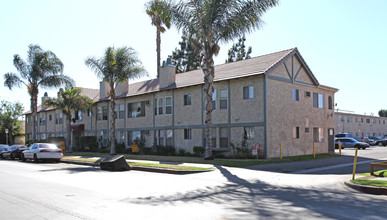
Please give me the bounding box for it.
[85,46,145,155]
[44,88,94,152]
[169,0,278,159]
[4,44,74,142]
[146,0,171,78]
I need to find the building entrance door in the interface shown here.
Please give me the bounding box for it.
[328,128,335,153]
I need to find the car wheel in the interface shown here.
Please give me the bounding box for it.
[21,154,26,162]
[378,142,383,146]
[362,147,366,150]
[33,154,39,163]
[10,153,14,160]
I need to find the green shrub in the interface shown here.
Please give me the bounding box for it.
[152,145,176,156]
[178,148,186,156]
[230,138,252,159]
[115,142,126,154]
[76,136,98,152]
[193,146,204,157]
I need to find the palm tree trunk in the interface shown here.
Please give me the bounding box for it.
[31,92,38,141]
[110,84,116,155]
[156,26,161,78]
[202,47,215,160]
[66,114,72,153]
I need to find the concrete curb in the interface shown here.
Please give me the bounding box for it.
[345,181,387,195]
[60,160,213,174]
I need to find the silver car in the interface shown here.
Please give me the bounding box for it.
[22,143,63,162]
[335,138,369,150]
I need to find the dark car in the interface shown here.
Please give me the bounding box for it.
[1,145,28,160]
[335,138,369,149]
[369,136,387,146]
[0,145,9,158]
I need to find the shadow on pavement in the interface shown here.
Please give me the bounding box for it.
[121,165,387,219]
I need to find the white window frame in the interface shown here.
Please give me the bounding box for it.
[220,88,228,110]
[165,96,172,115]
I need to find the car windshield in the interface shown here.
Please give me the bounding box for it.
[39,144,58,149]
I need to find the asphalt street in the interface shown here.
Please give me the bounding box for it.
[0,146,386,220]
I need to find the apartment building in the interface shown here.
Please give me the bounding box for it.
[25,48,337,158]
[335,112,387,137]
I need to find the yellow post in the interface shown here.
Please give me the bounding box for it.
[338,141,342,155]
[352,147,358,180]
[280,143,282,160]
[313,142,315,159]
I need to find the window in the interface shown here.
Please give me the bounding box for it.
[119,104,125,119]
[361,118,364,123]
[313,93,324,108]
[154,98,158,116]
[49,114,52,121]
[55,113,63,124]
[97,107,102,120]
[243,86,254,99]
[87,109,92,117]
[157,130,164,145]
[184,129,192,140]
[184,94,191,106]
[40,115,46,126]
[292,89,299,101]
[128,102,145,118]
[117,131,125,144]
[293,127,300,139]
[244,127,255,139]
[74,111,82,121]
[347,117,352,122]
[166,129,173,146]
[102,106,108,120]
[366,119,370,123]
[328,96,333,110]
[212,90,216,110]
[158,98,164,115]
[339,116,344,122]
[220,89,228,110]
[127,130,141,145]
[220,127,228,148]
[165,97,172,114]
[313,127,324,142]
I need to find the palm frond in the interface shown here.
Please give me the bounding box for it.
[3,73,24,90]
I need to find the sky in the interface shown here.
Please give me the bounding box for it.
[1,0,386,117]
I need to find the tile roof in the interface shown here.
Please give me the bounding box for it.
[24,87,100,114]
[118,48,297,100]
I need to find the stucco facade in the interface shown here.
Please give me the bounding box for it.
[335,112,387,137]
[25,48,337,158]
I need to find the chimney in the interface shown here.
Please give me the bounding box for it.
[116,80,128,96]
[159,58,176,89]
[99,81,109,99]
[42,92,49,107]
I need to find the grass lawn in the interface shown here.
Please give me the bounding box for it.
[350,179,387,187]
[352,169,387,187]
[63,152,337,168]
[60,157,213,171]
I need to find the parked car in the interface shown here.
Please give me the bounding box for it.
[369,136,387,146]
[21,143,63,162]
[335,133,352,138]
[1,145,28,160]
[335,138,369,149]
[0,144,9,158]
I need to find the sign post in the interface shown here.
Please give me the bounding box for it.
[5,129,8,146]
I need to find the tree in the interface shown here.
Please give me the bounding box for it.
[378,109,387,117]
[85,46,145,155]
[4,44,74,142]
[0,101,24,145]
[169,0,278,159]
[170,32,201,73]
[225,35,252,63]
[44,88,94,152]
[146,0,171,78]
